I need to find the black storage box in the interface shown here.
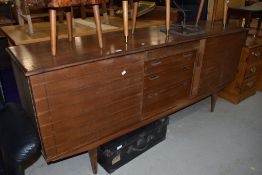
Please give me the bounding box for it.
[98,117,169,173]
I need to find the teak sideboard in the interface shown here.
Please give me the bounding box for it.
[7,23,247,174]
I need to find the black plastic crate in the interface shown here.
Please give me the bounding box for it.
[98,117,169,173]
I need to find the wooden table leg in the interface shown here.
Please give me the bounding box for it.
[49,9,57,56]
[102,0,109,24]
[195,0,205,26]
[122,0,129,43]
[211,93,218,112]
[89,148,97,174]
[132,1,138,35]
[65,11,73,42]
[93,5,103,48]
[165,0,170,36]
[223,0,229,28]
[212,0,219,25]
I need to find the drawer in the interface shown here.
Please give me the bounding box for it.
[142,80,191,119]
[247,47,262,64]
[146,42,199,62]
[144,64,193,93]
[245,64,258,78]
[240,77,256,93]
[145,50,196,75]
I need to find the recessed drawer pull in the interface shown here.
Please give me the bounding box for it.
[183,66,191,71]
[251,51,261,57]
[150,60,162,66]
[121,70,127,76]
[246,81,254,88]
[183,53,193,58]
[250,67,257,73]
[148,75,160,81]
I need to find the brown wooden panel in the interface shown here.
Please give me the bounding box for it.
[245,64,258,78]
[142,80,191,119]
[247,47,262,64]
[240,76,256,93]
[144,64,193,93]
[145,50,196,75]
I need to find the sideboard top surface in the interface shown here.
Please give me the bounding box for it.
[7,22,246,76]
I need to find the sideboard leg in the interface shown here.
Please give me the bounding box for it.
[93,5,103,48]
[49,9,57,56]
[89,148,98,174]
[131,1,138,35]
[211,93,218,112]
[122,0,129,43]
[65,11,73,42]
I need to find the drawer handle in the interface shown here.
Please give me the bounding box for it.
[246,81,254,88]
[150,60,162,66]
[183,53,193,58]
[121,70,127,76]
[250,67,257,73]
[251,51,261,57]
[148,75,160,81]
[183,65,191,71]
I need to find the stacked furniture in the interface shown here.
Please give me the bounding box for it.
[7,22,246,174]
[219,37,262,103]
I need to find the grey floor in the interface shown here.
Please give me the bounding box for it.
[26,92,262,175]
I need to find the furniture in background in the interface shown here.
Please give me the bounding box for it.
[227,2,262,32]
[0,0,16,26]
[7,22,246,174]
[0,92,40,175]
[219,37,262,104]
[256,60,262,90]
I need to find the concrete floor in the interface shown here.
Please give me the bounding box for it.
[26,92,262,175]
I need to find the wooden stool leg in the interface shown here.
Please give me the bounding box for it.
[122,0,128,43]
[211,93,218,112]
[195,0,205,26]
[131,1,138,35]
[165,0,170,36]
[212,0,218,25]
[93,5,103,48]
[89,148,97,174]
[223,0,229,28]
[102,0,109,24]
[65,11,73,42]
[49,9,57,56]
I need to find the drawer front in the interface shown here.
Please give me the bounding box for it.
[145,50,196,75]
[245,64,258,78]
[30,53,145,160]
[144,64,194,93]
[247,47,262,64]
[146,41,199,62]
[241,77,256,93]
[142,80,191,119]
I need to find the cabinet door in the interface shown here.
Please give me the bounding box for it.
[198,32,246,96]
[29,53,144,160]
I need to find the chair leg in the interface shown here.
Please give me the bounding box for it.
[212,0,218,25]
[93,5,103,48]
[195,0,205,26]
[102,0,109,24]
[89,148,97,174]
[211,93,218,112]
[165,0,170,36]
[223,0,229,28]
[49,9,57,56]
[26,15,34,34]
[122,0,128,43]
[131,1,138,35]
[65,11,73,42]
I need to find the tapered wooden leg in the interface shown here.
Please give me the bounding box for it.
[122,0,128,43]
[66,11,73,42]
[102,0,109,24]
[132,1,138,34]
[89,148,97,174]
[195,0,205,26]
[93,5,103,48]
[212,0,218,25]
[223,0,229,28]
[27,15,34,34]
[211,93,218,112]
[49,9,57,56]
[165,0,170,36]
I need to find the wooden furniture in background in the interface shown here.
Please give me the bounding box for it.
[219,37,262,104]
[257,61,262,91]
[7,23,246,174]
